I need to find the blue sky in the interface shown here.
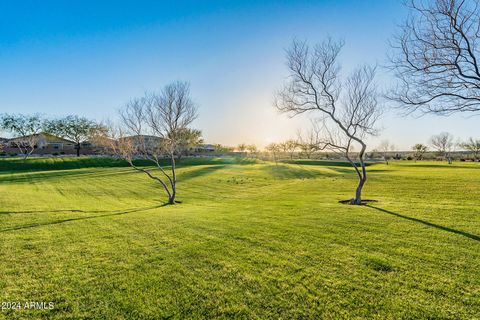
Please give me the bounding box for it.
[0,0,478,149]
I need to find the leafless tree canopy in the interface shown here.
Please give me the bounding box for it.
[275,38,382,204]
[377,140,395,164]
[389,0,480,114]
[296,128,319,159]
[460,137,480,159]
[430,132,455,163]
[95,81,198,205]
[265,142,281,163]
[280,139,298,159]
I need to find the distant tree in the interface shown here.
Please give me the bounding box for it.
[460,137,480,161]
[44,115,99,157]
[175,128,203,158]
[246,144,258,158]
[213,144,234,153]
[275,38,383,204]
[389,0,480,115]
[280,139,297,159]
[430,132,454,164]
[0,114,44,159]
[237,143,247,155]
[296,130,318,159]
[265,143,281,164]
[94,81,198,205]
[412,143,428,161]
[377,140,395,165]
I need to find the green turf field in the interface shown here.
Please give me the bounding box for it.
[0,157,479,319]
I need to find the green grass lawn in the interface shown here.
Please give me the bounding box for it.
[0,157,479,319]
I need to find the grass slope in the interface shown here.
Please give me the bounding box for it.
[0,158,479,319]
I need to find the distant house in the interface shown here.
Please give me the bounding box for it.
[193,144,215,153]
[4,133,79,155]
[121,135,164,149]
[7,133,76,151]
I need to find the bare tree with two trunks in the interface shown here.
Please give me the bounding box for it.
[275,38,383,205]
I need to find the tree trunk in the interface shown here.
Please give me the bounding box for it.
[169,153,177,204]
[352,175,366,205]
[76,143,81,157]
[350,143,367,205]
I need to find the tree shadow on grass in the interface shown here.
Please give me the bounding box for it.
[367,205,480,242]
[263,163,363,180]
[0,168,135,184]
[0,205,163,233]
[281,159,375,167]
[177,164,226,182]
[263,164,322,179]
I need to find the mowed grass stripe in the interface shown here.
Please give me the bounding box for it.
[0,158,479,319]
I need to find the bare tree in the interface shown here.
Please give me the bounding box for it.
[389,0,480,114]
[94,81,198,205]
[412,143,428,161]
[296,129,319,159]
[246,144,258,158]
[377,140,395,165]
[0,114,44,159]
[460,137,480,161]
[282,139,298,159]
[275,38,382,204]
[265,142,281,164]
[430,132,454,163]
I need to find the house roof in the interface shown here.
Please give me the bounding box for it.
[123,135,162,140]
[8,133,76,144]
[41,133,76,144]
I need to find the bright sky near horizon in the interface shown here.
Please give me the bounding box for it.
[0,0,478,150]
